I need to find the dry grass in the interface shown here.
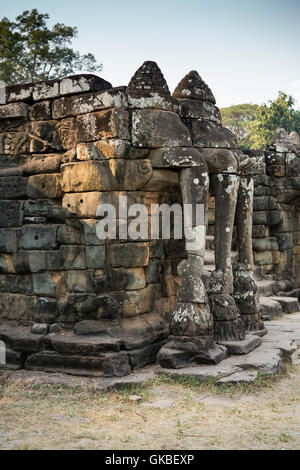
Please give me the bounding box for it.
[1,365,300,450]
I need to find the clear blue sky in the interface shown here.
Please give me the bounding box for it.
[3,0,300,108]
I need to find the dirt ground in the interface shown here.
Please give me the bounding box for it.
[1,365,300,450]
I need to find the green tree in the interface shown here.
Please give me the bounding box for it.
[249,92,300,149]
[0,9,102,84]
[221,103,258,149]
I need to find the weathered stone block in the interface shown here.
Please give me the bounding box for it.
[60,74,112,96]
[46,245,87,270]
[0,201,23,228]
[6,82,33,103]
[77,139,131,161]
[57,223,84,245]
[107,243,149,268]
[29,120,62,153]
[27,174,62,199]
[0,177,27,199]
[29,101,52,121]
[18,225,58,250]
[276,233,294,251]
[252,237,279,252]
[65,270,93,293]
[0,228,17,253]
[23,154,62,176]
[117,285,157,317]
[34,297,59,323]
[24,199,67,221]
[252,225,267,238]
[188,120,238,148]
[0,254,15,273]
[105,267,146,291]
[86,245,106,268]
[131,109,191,148]
[52,88,127,119]
[0,131,28,155]
[32,272,66,296]
[150,146,204,168]
[13,251,46,273]
[0,273,33,294]
[179,99,221,123]
[0,102,28,120]
[254,251,276,266]
[252,211,282,226]
[272,211,299,233]
[0,294,37,321]
[253,196,278,211]
[286,153,300,177]
[61,159,152,192]
[266,165,285,177]
[33,79,60,101]
[76,109,130,142]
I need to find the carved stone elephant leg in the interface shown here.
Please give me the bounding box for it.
[209,173,246,342]
[233,176,264,333]
[158,166,227,368]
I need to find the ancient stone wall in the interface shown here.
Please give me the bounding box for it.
[0,67,194,375]
[0,63,299,377]
[206,131,300,286]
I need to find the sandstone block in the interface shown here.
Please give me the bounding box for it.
[86,245,106,268]
[77,139,131,160]
[29,120,62,153]
[0,294,37,321]
[150,146,205,168]
[0,102,28,120]
[252,237,279,252]
[29,101,52,121]
[0,201,23,228]
[13,251,46,273]
[46,245,87,270]
[60,74,112,96]
[23,154,61,175]
[179,99,221,123]
[131,109,191,148]
[52,88,127,119]
[76,109,129,142]
[33,79,60,101]
[18,225,58,250]
[107,243,149,268]
[61,159,152,192]
[27,174,62,199]
[0,228,17,253]
[188,120,238,148]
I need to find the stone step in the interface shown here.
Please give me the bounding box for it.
[44,332,123,355]
[25,350,131,377]
[260,296,283,321]
[0,324,46,353]
[217,334,262,355]
[271,296,300,314]
[256,279,293,296]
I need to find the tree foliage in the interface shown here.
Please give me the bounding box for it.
[0,9,102,84]
[249,92,300,149]
[221,93,300,150]
[220,103,258,149]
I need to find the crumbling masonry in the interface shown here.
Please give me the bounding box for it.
[0,62,299,377]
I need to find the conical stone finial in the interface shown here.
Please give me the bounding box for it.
[290,130,300,148]
[271,128,292,145]
[173,70,216,104]
[127,61,170,96]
